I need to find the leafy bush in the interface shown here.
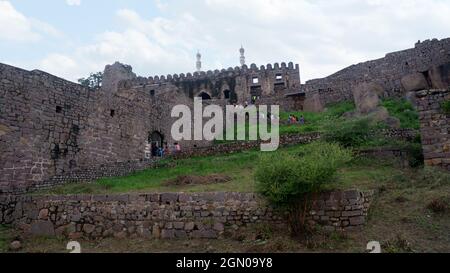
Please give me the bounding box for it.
[382,98,419,129]
[323,118,373,148]
[255,142,353,206]
[442,100,450,115]
[405,143,424,168]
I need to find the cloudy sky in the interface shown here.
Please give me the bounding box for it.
[1,0,449,82]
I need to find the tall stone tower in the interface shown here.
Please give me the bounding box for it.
[240,45,245,66]
[196,51,202,72]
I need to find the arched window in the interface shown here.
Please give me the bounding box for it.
[223,90,231,99]
[149,131,164,157]
[199,92,211,100]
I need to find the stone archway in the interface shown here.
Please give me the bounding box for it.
[223,90,231,100]
[198,92,212,100]
[149,131,164,157]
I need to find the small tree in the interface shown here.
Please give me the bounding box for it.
[78,72,103,89]
[255,142,352,236]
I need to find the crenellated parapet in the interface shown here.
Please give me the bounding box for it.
[118,62,300,89]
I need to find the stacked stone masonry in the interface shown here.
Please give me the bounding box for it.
[0,190,374,240]
[0,61,303,194]
[0,63,205,194]
[416,89,450,171]
[304,38,450,106]
[1,38,445,194]
[119,62,302,106]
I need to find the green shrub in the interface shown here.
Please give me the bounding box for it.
[323,118,373,148]
[255,142,352,235]
[255,142,353,206]
[382,98,420,129]
[442,100,450,115]
[406,143,424,168]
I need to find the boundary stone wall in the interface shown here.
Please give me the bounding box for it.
[0,190,374,240]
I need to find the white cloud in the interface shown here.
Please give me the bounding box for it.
[0,1,40,42]
[35,0,450,82]
[0,1,62,42]
[66,0,81,6]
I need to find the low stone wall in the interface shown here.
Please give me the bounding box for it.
[34,160,159,192]
[174,132,321,159]
[175,129,417,160]
[1,160,159,195]
[379,128,418,141]
[357,147,413,168]
[0,190,374,240]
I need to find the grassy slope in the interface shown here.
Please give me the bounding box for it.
[34,100,421,195]
[382,98,420,129]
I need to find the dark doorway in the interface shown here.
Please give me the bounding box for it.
[149,131,164,157]
[199,92,212,100]
[223,90,231,100]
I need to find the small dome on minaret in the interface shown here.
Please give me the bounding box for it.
[196,51,202,72]
[239,45,246,66]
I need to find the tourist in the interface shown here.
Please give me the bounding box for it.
[163,144,170,156]
[158,146,164,157]
[299,115,305,125]
[175,143,181,154]
[151,143,158,157]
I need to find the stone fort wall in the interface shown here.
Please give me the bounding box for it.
[118,62,301,106]
[303,38,450,106]
[0,63,201,194]
[0,190,374,239]
[416,89,450,171]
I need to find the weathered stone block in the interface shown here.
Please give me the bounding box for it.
[349,216,365,226]
[30,220,55,236]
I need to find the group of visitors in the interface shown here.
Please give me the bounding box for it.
[288,115,305,125]
[151,143,181,158]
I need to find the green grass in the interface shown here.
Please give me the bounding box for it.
[0,225,11,253]
[214,102,356,143]
[381,98,420,129]
[33,100,421,196]
[36,150,263,195]
[35,141,416,196]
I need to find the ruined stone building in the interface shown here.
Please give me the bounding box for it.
[1,39,450,194]
[0,45,302,194]
[303,38,450,110]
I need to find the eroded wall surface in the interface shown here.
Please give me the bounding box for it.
[416,89,450,171]
[304,38,450,106]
